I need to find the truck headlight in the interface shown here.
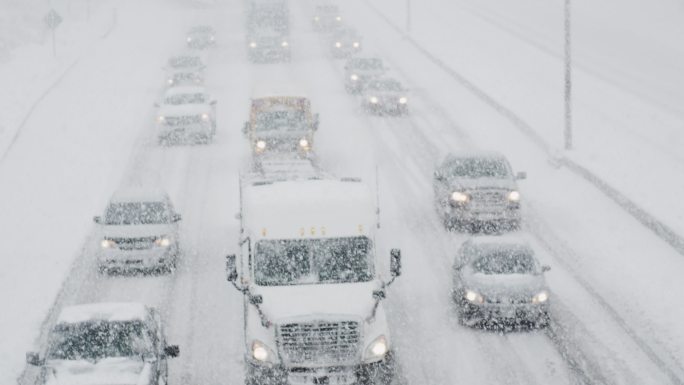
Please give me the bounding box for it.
[532,291,549,304]
[353,42,360,48]
[335,42,342,48]
[249,42,257,48]
[101,239,116,249]
[398,97,408,104]
[364,335,388,360]
[450,191,469,203]
[369,96,379,104]
[154,237,172,247]
[299,138,309,148]
[255,140,266,151]
[350,74,358,81]
[508,190,521,202]
[201,113,210,121]
[465,290,484,304]
[281,41,289,47]
[251,340,274,362]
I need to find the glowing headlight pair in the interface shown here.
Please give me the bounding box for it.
[532,291,549,304]
[508,190,521,202]
[154,237,172,247]
[101,239,116,249]
[450,191,469,203]
[464,290,484,304]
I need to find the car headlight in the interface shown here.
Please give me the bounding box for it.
[281,41,289,47]
[201,113,210,121]
[314,16,320,21]
[369,96,379,104]
[336,16,342,21]
[335,42,342,48]
[364,335,388,361]
[251,340,274,362]
[249,42,257,48]
[508,190,521,202]
[101,239,116,249]
[167,78,174,85]
[532,291,549,304]
[255,140,266,151]
[210,36,215,41]
[399,97,408,104]
[353,42,360,48]
[350,74,358,81]
[157,115,165,123]
[186,37,192,42]
[299,138,309,148]
[154,237,172,247]
[450,191,469,203]
[464,290,484,304]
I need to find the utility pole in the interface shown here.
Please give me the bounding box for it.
[406,0,411,33]
[564,0,572,150]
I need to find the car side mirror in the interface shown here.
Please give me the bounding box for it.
[225,254,238,282]
[390,249,402,277]
[93,216,102,224]
[516,171,527,180]
[249,294,263,305]
[242,122,249,136]
[542,265,551,273]
[210,100,217,106]
[26,352,43,366]
[163,345,180,358]
[172,213,182,222]
[433,171,445,181]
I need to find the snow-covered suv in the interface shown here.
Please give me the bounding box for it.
[156,86,217,144]
[26,302,179,385]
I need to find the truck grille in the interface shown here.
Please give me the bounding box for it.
[164,115,202,126]
[278,320,360,366]
[110,237,156,250]
[469,190,509,211]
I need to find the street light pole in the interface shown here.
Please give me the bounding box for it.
[564,0,572,150]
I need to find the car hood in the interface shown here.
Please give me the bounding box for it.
[100,224,175,238]
[45,357,151,385]
[348,69,384,78]
[447,177,517,191]
[254,129,310,140]
[363,90,404,98]
[158,104,211,117]
[464,272,546,299]
[254,281,381,323]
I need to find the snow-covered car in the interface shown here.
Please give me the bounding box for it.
[329,27,362,58]
[312,4,342,31]
[166,70,203,87]
[433,152,526,232]
[156,86,217,144]
[344,57,386,94]
[93,189,182,274]
[186,25,216,49]
[243,96,319,158]
[360,78,409,115]
[166,53,207,71]
[165,53,207,87]
[26,302,179,385]
[226,178,402,385]
[451,236,551,328]
[247,28,291,63]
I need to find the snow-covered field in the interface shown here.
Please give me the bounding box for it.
[2,0,684,384]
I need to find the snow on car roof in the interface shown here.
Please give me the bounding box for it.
[243,179,376,239]
[443,150,507,162]
[57,302,148,324]
[164,86,207,96]
[110,187,169,203]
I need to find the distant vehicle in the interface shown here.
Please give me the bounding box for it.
[312,4,342,31]
[329,27,362,58]
[165,53,207,87]
[243,96,319,158]
[452,236,551,328]
[247,28,291,62]
[156,86,217,144]
[93,189,182,274]
[344,57,386,94]
[247,0,289,34]
[226,178,401,385]
[433,152,526,232]
[26,302,179,385]
[360,78,409,115]
[186,25,216,49]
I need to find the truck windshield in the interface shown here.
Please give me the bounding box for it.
[254,236,374,286]
[46,321,153,361]
[255,110,307,132]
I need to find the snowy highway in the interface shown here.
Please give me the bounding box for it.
[4,0,684,385]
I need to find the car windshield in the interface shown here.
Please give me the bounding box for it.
[255,110,307,132]
[369,81,402,92]
[317,5,338,14]
[164,93,206,105]
[350,59,383,70]
[168,56,202,68]
[254,236,374,286]
[442,157,511,179]
[104,202,171,225]
[46,321,153,361]
[471,247,537,275]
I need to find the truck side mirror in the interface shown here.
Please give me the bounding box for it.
[26,352,43,366]
[163,345,180,358]
[225,255,238,282]
[390,249,402,277]
[93,216,102,224]
[249,294,263,305]
[242,122,249,136]
[516,171,527,180]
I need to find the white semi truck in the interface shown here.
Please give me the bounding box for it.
[226,177,401,385]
